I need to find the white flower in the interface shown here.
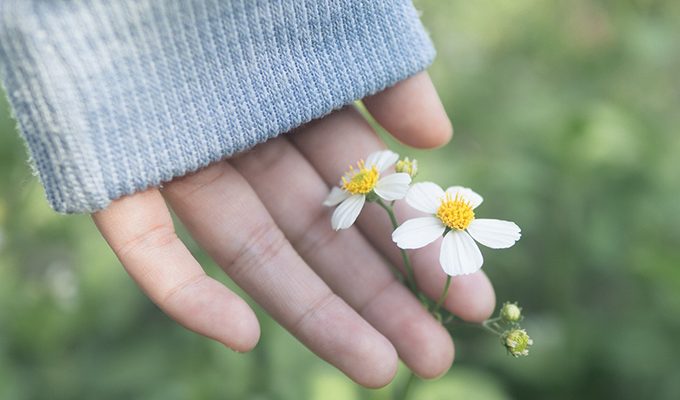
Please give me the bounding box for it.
[392,182,521,276]
[324,150,411,230]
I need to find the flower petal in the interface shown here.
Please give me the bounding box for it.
[330,195,366,230]
[406,182,445,214]
[467,219,521,249]
[439,230,484,276]
[374,173,411,201]
[392,216,445,249]
[366,150,399,173]
[445,186,484,209]
[323,187,351,207]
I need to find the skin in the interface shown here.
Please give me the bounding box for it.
[92,72,496,388]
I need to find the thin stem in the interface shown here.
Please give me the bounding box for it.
[482,319,504,335]
[398,246,418,295]
[395,371,416,400]
[445,316,505,336]
[376,199,418,294]
[430,275,452,316]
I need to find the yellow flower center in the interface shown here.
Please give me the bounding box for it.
[436,193,475,230]
[341,160,379,195]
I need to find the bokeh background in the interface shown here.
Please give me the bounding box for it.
[2,1,679,399]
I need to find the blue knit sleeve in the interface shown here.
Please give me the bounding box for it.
[0,0,435,213]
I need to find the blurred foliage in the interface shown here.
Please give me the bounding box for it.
[1,0,680,399]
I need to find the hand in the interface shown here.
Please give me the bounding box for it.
[92,72,495,387]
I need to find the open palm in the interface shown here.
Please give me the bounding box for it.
[92,72,495,387]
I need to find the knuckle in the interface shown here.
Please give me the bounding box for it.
[358,279,397,317]
[115,223,178,260]
[228,221,288,278]
[170,162,230,199]
[291,208,337,260]
[159,273,207,307]
[292,291,337,335]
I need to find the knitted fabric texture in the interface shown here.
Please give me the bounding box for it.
[0,0,435,213]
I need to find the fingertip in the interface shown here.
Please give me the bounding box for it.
[355,335,399,388]
[407,319,455,380]
[421,335,455,380]
[363,71,453,149]
[223,299,261,352]
[161,276,261,353]
[445,271,496,322]
[412,111,453,149]
[421,109,454,149]
[292,294,399,389]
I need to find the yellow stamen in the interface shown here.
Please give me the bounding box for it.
[436,193,475,230]
[341,160,379,195]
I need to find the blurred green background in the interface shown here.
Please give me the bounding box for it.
[2,0,680,399]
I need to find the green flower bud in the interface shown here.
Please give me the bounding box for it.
[395,157,418,178]
[502,329,533,357]
[500,302,522,322]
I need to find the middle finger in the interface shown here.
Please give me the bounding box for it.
[231,136,454,379]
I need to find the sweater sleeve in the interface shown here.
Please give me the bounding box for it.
[0,0,435,213]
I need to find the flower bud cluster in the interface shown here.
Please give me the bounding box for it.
[485,301,534,358]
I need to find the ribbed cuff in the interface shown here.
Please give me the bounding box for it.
[0,0,435,213]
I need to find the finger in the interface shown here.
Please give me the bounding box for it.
[290,107,496,322]
[362,71,453,148]
[92,189,260,352]
[231,137,454,379]
[162,163,397,388]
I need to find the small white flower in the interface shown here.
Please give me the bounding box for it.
[392,182,521,276]
[324,150,411,230]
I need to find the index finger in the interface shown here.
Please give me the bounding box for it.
[92,188,260,352]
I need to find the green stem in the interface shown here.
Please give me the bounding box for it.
[376,199,418,294]
[430,275,451,316]
[445,316,505,336]
[481,318,504,335]
[395,371,416,400]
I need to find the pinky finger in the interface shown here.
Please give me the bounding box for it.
[362,71,453,149]
[92,188,260,352]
